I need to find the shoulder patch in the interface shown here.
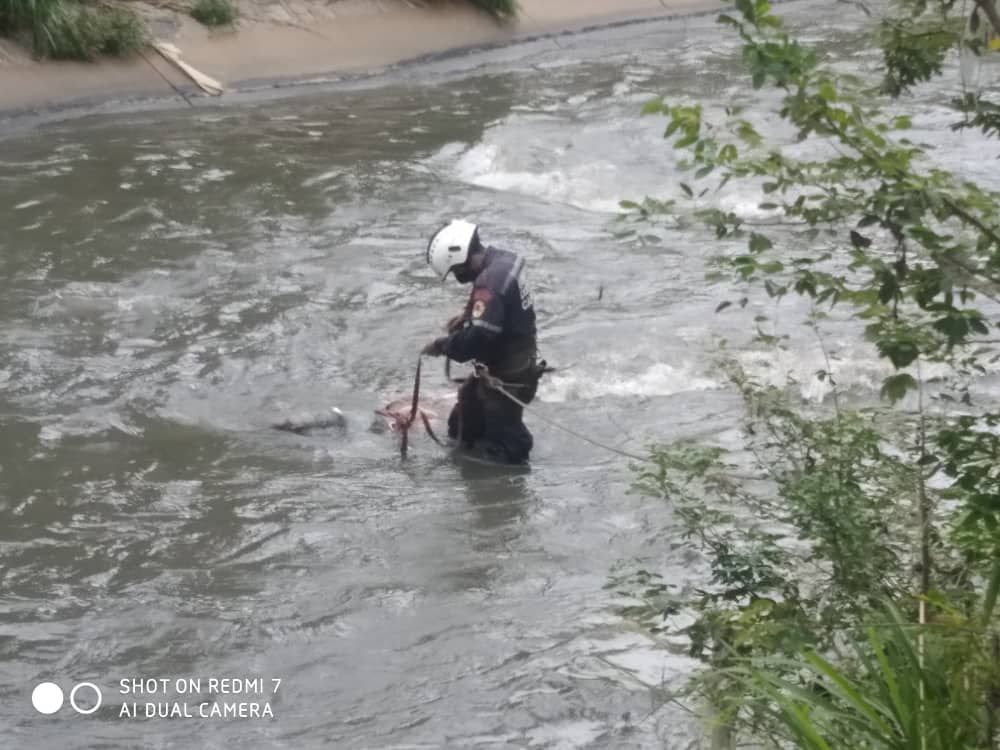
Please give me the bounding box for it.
[470,287,492,319]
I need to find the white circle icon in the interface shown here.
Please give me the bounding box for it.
[69,682,102,715]
[32,682,64,714]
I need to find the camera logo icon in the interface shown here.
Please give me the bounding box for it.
[32,682,102,715]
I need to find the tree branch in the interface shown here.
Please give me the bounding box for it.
[941,196,1000,251]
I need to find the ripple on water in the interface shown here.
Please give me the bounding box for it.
[541,361,721,403]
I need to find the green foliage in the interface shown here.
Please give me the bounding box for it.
[620,361,1000,746]
[938,412,1000,570]
[734,604,997,750]
[606,567,682,634]
[616,0,1000,745]
[952,93,1000,139]
[0,0,58,33]
[0,0,146,59]
[880,18,957,97]
[462,0,517,19]
[190,0,236,27]
[644,0,1000,406]
[627,363,920,652]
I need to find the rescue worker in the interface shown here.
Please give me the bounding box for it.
[420,219,543,465]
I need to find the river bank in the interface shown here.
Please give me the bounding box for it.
[0,0,720,123]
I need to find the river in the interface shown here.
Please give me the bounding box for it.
[2,1,1000,747]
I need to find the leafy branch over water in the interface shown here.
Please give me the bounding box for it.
[616,0,1000,746]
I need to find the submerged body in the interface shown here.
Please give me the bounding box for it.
[271,407,347,435]
[374,395,532,469]
[373,397,450,436]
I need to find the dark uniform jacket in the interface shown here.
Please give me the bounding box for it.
[440,247,537,380]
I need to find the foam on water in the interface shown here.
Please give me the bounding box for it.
[541,361,721,403]
[735,338,1000,404]
[441,130,675,214]
[302,168,344,187]
[454,143,617,212]
[523,720,606,749]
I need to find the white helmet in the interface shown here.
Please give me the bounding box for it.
[426,219,478,279]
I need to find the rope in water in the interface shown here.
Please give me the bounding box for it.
[471,365,652,464]
[403,357,651,464]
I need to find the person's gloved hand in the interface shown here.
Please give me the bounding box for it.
[421,337,449,357]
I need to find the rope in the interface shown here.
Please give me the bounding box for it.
[472,364,652,464]
[138,49,194,108]
[397,355,444,459]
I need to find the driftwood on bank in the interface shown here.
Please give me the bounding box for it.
[151,40,224,95]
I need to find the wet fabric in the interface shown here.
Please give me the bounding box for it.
[446,360,546,465]
[440,246,537,373]
[440,245,541,464]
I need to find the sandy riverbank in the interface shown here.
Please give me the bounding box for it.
[0,0,722,121]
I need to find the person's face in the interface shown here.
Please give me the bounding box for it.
[451,263,475,284]
[451,247,483,283]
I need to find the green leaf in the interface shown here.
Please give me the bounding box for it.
[680,183,694,198]
[878,273,898,304]
[878,338,919,368]
[642,98,664,115]
[849,230,872,248]
[794,275,816,296]
[880,373,917,403]
[983,557,1000,626]
[933,313,971,348]
[867,625,914,732]
[803,650,897,737]
[749,233,773,253]
[618,200,640,210]
[715,300,733,313]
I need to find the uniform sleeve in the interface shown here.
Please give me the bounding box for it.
[443,285,506,363]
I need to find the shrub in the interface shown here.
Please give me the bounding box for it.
[0,0,146,59]
[190,0,236,27]
[464,0,516,19]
